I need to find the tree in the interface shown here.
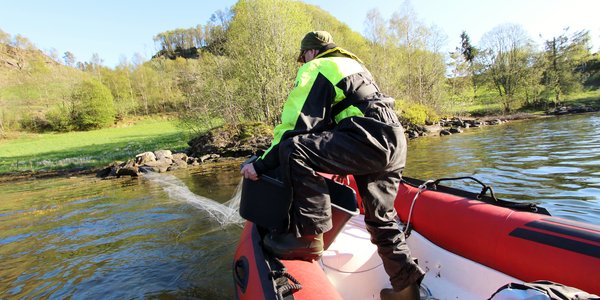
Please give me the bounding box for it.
[0,30,7,53]
[12,34,35,49]
[459,31,479,99]
[70,79,116,130]
[0,28,10,45]
[204,9,233,56]
[226,0,311,125]
[447,51,472,107]
[479,24,535,113]
[542,29,591,107]
[63,51,76,67]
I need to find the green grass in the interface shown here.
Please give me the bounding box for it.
[0,118,189,174]
[562,89,600,107]
[456,89,600,117]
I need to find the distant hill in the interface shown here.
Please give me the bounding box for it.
[0,43,59,71]
[0,42,85,122]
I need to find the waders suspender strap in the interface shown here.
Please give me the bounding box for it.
[331,83,379,122]
[331,73,379,120]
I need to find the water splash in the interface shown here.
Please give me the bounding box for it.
[142,172,244,227]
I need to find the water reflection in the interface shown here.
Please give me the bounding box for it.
[0,168,243,299]
[405,112,600,224]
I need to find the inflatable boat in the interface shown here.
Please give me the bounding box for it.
[232,175,600,299]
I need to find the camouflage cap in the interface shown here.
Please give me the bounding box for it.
[300,31,334,51]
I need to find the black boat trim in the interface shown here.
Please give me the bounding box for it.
[524,219,600,244]
[540,217,600,232]
[509,227,600,259]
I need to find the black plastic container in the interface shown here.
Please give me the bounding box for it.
[239,175,360,247]
[239,175,292,232]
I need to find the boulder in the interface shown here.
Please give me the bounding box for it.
[440,129,452,136]
[172,158,188,169]
[172,153,188,162]
[135,152,156,165]
[407,130,419,139]
[449,127,463,134]
[154,150,173,161]
[142,158,173,173]
[96,161,120,178]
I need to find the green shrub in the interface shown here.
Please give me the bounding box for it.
[397,102,436,126]
[19,112,50,132]
[70,79,116,130]
[45,105,73,132]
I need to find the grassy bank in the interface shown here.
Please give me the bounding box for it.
[452,89,600,117]
[0,118,189,175]
[2,90,599,178]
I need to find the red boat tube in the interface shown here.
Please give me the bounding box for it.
[393,178,600,295]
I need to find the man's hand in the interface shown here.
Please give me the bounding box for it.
[240,163,259,181]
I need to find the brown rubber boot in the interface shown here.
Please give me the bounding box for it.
[380,283,420,300]
[263,232,324,261]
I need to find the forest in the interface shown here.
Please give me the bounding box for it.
[1,0,599,136]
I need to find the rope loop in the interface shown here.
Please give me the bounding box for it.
[404,179,434,238]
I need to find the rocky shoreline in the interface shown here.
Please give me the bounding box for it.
[94,115,522,179]
[2,106,598,182]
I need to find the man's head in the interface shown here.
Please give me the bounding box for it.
[297,31,334,63]
[300,31,333,51]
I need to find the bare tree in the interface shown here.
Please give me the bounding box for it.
[63,51,76,67]
[479,23,534,113]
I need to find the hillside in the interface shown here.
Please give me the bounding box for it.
[0,43,59,70]
[0,42,85,130]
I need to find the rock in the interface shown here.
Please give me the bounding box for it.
[449,127,463,134]
[172,153,188,162]
[142,158,173,174]
[440,130,451,136]
[96,166,113,178]
[452,118,465,127]
[423,124,442,133]
[172,158,188,168]
[116,166,139,177]
[154,150,173,161]
[468,120,482,128]
[199,154,212,163]
[139,166,156,173]
[407,130,419,139]
[135,152,156,165]
[116,159,139,177]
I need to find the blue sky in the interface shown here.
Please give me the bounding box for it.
[1,0,599,68]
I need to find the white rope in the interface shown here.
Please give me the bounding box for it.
[404,180,434,237]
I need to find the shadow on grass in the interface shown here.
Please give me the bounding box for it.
[0,132,188,174]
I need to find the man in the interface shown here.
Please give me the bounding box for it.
[241,31,424,300]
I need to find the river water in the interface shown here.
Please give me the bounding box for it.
[1,112,599,299]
